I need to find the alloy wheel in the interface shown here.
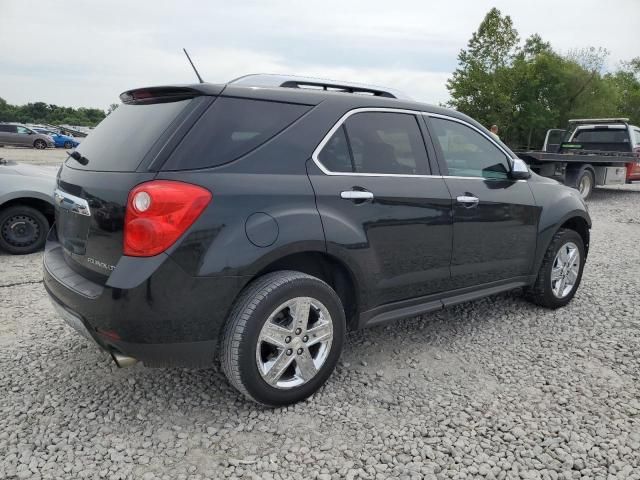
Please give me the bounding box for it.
[256,296,333,389]
[551,241,580,298]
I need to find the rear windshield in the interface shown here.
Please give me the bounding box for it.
[68,99,191,171]
[161,97,310,170]
[572,128,629,144]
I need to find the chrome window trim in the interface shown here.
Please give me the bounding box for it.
[311,107,439,178]
[311,107,525,181]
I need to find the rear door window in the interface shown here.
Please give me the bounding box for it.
[0,125,17,133]
[317,111,430,175]
[162,97,310,170]
[68,99,192,171]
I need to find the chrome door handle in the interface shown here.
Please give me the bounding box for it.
[340,190,374,201]
[456,195,479,207]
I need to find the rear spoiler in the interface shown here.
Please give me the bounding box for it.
[120,84,224,105]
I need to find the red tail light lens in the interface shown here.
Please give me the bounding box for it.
[124,180,212,257]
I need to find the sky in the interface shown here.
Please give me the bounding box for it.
[1,0,639,110]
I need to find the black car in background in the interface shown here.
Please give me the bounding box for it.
[43,75,590,406]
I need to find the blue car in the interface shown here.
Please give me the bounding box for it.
[33,128,80,149]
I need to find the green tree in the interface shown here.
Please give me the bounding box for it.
[447,9,634,149]
[446,8,520,141]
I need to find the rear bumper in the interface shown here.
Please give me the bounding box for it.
[43,237,249,367]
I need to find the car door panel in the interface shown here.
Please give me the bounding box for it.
[444,177,539,287]
[308,162,453,310]
[307,109,453,312]
[426,114,540,289]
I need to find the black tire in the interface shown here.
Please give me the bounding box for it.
[63,141,73,149]
[221,270,346,407]
[566,166,594,199]
[0,205,49,254]
[33,139,47,150]
[525,228,585,309]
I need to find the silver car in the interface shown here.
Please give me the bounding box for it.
[0,159,56,254]
[0,123,55,149]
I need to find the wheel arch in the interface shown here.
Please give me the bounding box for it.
[247,251,360,331]
[533,210,591,277]
[1,196,55,225]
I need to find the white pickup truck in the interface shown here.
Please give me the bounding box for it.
[518,118,640,198]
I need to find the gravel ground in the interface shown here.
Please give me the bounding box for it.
[0,146,68,166]
[1,183,640,480]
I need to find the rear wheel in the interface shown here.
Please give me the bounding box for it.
[566,166,594,199]
[221,271,345,406]
[0,205,49,254]
[526,229,585,309]
[33,139,47,150]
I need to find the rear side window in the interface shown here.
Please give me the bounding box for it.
[70,99,191,171]
[318,126,353,172]
[0,125,17,133]
[162,97,310,170]
[317,111,429,175]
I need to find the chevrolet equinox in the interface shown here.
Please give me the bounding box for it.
[44,74,591,406]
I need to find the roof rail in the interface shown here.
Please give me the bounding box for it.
[228,74,412,100]
[568,118,629,125]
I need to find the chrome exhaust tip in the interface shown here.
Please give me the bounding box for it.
[111,351,138,368]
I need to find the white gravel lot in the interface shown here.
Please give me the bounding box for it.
[1,170,639,479]
[0,146,69,166]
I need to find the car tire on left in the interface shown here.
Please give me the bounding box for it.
[0,205,49,254]
[33,139,47,150]
[221,270,346,407]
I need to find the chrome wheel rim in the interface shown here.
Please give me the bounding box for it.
[578,174,592,198]
[551,241,580,298]
[256,297,333,389]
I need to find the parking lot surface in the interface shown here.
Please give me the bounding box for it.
[0,146,69,166]
[1,174,639,479]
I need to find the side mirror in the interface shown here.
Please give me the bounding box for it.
[28,131,34,135]
[510,158,530,180]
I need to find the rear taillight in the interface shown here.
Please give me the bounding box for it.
[123,180,211,257]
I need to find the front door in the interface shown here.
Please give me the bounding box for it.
[308,109,453,312]
[426,115,540,289]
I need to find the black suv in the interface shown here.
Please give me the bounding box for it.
[44,75,590,406]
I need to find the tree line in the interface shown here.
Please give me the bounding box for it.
[446,8,640,150]
[0,97,106,127]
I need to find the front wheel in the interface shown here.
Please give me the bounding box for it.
[33,139,47,149]
[63,141,73,149]
[221,271,345,406]
[526,229,585,309]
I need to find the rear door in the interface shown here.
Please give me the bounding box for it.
[0,124,18,144]
[426,114,539,289]
[308,108,453,311]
